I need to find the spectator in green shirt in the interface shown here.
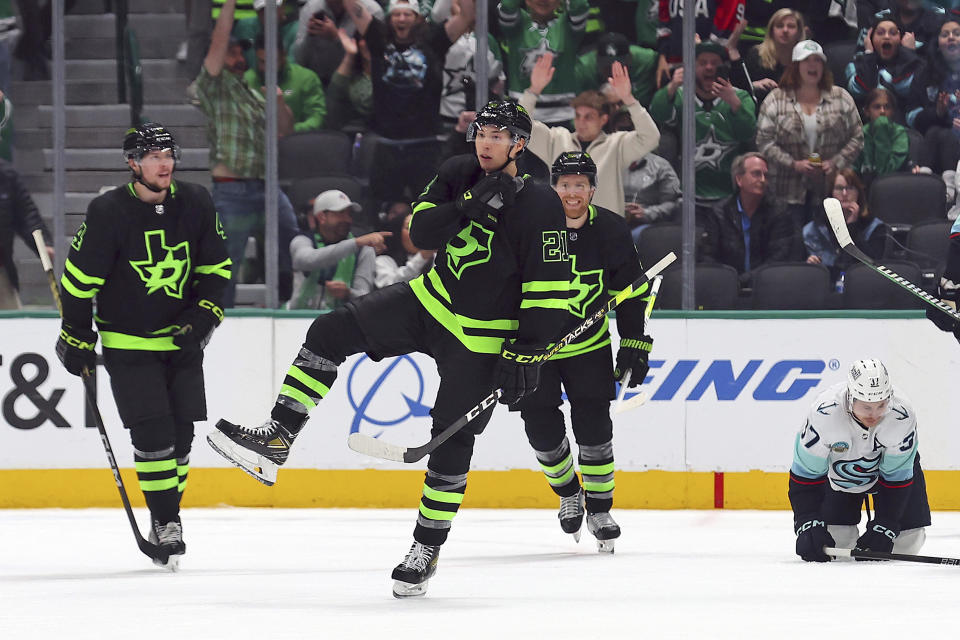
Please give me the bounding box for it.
[575,32,657,108]
[232,0,299,70]
[245,33,327,132]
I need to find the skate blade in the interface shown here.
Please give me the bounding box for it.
[596,539,615,554]
[392,579,429,598]
[207,431,278,486]
[152,553,183,571]
[572,529,582,543]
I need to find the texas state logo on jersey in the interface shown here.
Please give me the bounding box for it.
[791,382,918,493]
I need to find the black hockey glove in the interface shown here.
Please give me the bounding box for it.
[926,278,960,342]
[456,172,516,227]
[56,322,97,377]
[173,299,224,350]
[854,520,898,559]
[614,335,653,388]
[795,518,834,563]
[494,340,549,405]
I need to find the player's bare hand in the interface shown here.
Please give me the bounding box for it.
[325,280,350,299]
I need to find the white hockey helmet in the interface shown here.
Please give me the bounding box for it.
[847,358,892,403]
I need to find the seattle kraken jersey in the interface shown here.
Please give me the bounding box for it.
[60,181,231,351]
[791,382,918,495]
[555,204,649,360]
[409,154,570,354]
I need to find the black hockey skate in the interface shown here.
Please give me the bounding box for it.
[558,489,585,542]
[149,519,185,571]
[391,541,440,598]
[586,511,621,553]
[206,418,295,486]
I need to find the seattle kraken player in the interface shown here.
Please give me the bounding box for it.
[789,358,930,562]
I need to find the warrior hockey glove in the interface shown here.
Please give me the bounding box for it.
[795,518,834,563]
[614,335,653,388]
[173,299,224,350]
[56,322,97,377]
[854,521,898,559]
[494,340,548,405]
[926,277,960,342]
[456,172,517,227]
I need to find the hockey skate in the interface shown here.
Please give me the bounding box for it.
[558,490,585,542]
[207,418,296,486]
[586,511,621,553]
[149,519,185,571]
[391,542,440,598]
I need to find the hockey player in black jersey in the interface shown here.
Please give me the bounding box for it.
[55,123,231,570]
[515,151,653,553]
[207,100,571,597]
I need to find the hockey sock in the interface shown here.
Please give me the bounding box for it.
[580,441,615,513]
[271,347,339,433]
[534,437,581,498]
[414,470,467,546]
[176,455,189,506]
[134,446,180,524]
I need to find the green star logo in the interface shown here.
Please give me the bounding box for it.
[568,254,603,318]
[446,222,494,279]
[129,229,191,299]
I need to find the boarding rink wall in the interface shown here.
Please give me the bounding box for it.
[3,310,959,510]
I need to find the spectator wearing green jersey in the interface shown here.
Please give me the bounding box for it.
[498,0,589,127]
[575,32,657,108]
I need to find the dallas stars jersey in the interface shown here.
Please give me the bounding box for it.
[60,181,231,351]
[554,204,649,360]
[648,86,756,202]
[409,154,570,354]
[498,0,588,124]
[791,382,918,496]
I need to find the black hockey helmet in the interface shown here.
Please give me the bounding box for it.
[551,151,597,187]
[467,99,533,144]
[122,122,181,164]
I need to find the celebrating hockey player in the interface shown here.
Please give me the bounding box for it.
[515,151,652,553]
[55,123,231,569]
[789,358,930,562]
[208,100,571,597]
[927,218,960,343]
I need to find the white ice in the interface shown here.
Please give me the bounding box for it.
[2,508,958,639]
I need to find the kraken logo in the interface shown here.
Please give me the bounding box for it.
[831,456,880,489]
[445,221,494,279]
[568,255,603,318]
[129,229,191,298]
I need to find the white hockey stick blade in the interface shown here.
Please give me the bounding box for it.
[614,390,649,414]
[613,369,632,411]
[347,433,406,463]
[32,229,54,271]
[823,198,853,249]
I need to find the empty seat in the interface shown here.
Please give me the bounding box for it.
[905,219,952,271]
[279,131,353,182]
[751,262,831,309]
[867,173,946,232]
[658,263,740,310]
[634,223,707,272]
[842,260,924,309]
[287,175,365,215]
[824,41,856,88]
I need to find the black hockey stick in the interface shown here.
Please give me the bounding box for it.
[823,198,960,322]
[34,231,167,563]
[824,546,960,566]
[347,251,678,463]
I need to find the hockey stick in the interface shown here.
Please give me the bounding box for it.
[347,252,678,463]
[824,546,960,566]
[33,231,167,563]
[823,198,960,322]
[614,274,662,415]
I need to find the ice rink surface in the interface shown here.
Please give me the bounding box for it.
[2,508,958,639]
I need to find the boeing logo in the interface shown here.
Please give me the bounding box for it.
[347,357,830,436]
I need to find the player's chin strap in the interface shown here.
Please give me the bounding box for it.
[488,138,527,175]
[131,163,169,194]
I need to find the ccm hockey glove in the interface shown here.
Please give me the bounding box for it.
[456,172,517,227]
[614,335,653,388]
[56,322,97,377]
[854,520,898,559]
[494,340,549,405]
[795,518,834,562]
[173,299,224,350]
[926,276,960,342]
